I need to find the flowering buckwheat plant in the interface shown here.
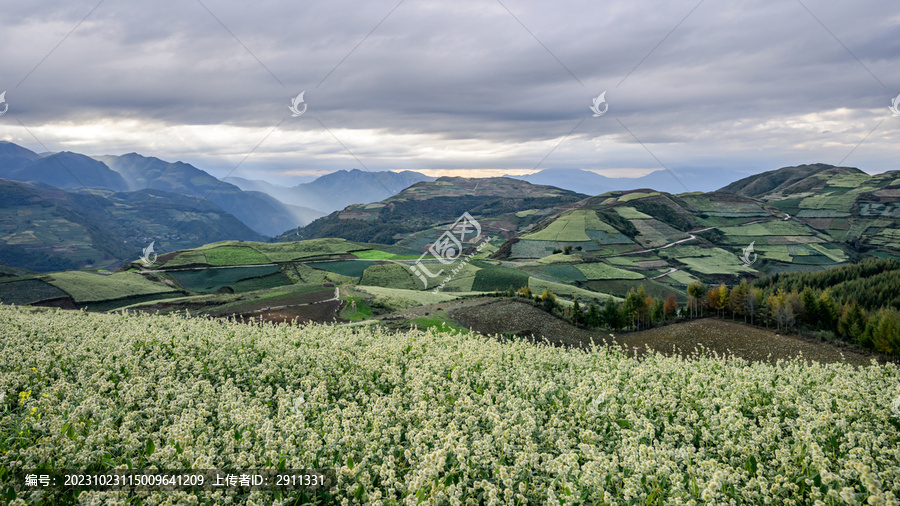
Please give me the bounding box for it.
[0,305,898,504]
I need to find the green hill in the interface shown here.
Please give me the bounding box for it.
[276,176,588,246]
[0,179,263,272]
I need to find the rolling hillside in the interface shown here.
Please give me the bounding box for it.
[0,179,263,271]
[720,163,900,255]
[96,152,324,236]
[276,176,589,246]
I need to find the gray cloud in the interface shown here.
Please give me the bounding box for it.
[0,0,898,187]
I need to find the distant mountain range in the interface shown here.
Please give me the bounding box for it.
[0,178,262,271]
[0,141,324,237]
[506,168,744,195]
[226,169,435,215]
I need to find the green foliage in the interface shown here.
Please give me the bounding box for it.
[306,260,375,278]
[45,271,176,302]
[202,246,270,266]
[471,265,530,292]
[0,279,67,305]
[574,262,644,280]
[359,262,419,290]
[754,258,900,310]
[169,265,282,294]
[353,249,399,260]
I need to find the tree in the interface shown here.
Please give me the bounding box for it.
[600,296,621,330]
[571,297,584,326]
[707,284,729,318]
[768,289,795,331]
[623,288,642,329]
[816,290,838,331]
[541,290,557,312]
[686,281,708,318]
[744,287,760,326]
[650,298,665,325]
[730,281,748,321]
[800,288,818,327]
[586,301,601,328]
[838,302,867,344]
[663,294,678,320]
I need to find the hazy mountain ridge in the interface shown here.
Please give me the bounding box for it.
[0,178,263,272]
[226,168,436,215]
[0,145,129,191]
[95,153,323,236]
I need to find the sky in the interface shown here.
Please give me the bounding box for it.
[0,0,898,187]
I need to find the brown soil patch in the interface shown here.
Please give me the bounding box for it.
[612,318,890,366]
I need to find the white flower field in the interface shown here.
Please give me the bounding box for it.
[1,304,899,504]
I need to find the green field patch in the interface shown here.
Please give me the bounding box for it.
[471,264,531,291]
[536,253,582,264]
[306,260,375,278]
[410,313,470,334]
[618,191,660,202]
[827,173,871,187]
[529,277,616,301]
[353,249,399,260]
[169,265,282,294]
[339,296,373,321]
[797,209,851,218]
[162,250,209,268]
[606,256,642,267]
[509,239,558,259]
[665,269,698,285]
[253,238,367,262]
[355,286,465,310]
[798,193,859,212]
[515,209,539,218]
[806,243,848,263]
[704,212,769,218]
[575,262,644,280]
[675,248,756,275]
[758,247,794,262]
[520,211,590,241]
[437,263,481,292]
[679,196,715,212]
[202,245,271,266]
[359,262,419,290]
[231,272,293,293]
[528,265,587,283]
[719,221,813,236]
[46,271,177,302]
[285,263,357,285]
[0,278,68,305]
[613,207,652,219]
[633,219,686,248]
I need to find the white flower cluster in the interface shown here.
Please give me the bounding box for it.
[0,305,898,504]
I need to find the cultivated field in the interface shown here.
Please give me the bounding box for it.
[2,306,898,504]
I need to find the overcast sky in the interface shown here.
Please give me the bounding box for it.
[0,0,898,186]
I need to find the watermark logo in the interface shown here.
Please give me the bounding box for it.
[410,212,490,291]
[890,93,900,117]
[892,395,900,417]
[589,91,608,117]
[0,91,7,116]
[289,91,307,117]
[140,241,158,267]
[740,241,757,267]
